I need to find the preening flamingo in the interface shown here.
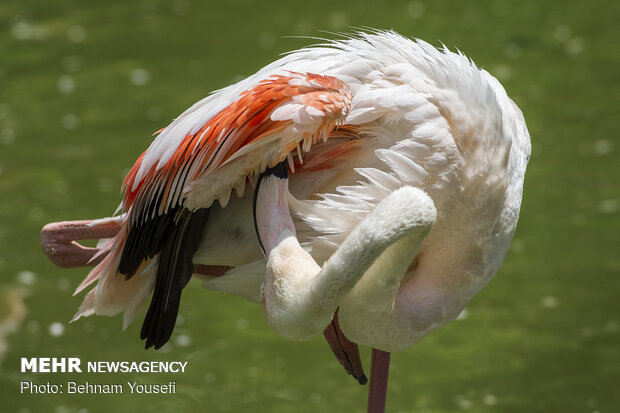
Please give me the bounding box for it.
[41,31,531,412]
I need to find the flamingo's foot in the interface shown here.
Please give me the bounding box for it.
[41,218,122,268]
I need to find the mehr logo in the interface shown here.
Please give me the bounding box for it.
[21,358,82,373]
[20,358,188,373]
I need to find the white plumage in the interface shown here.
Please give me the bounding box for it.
[41,30,530,412]
[193,32,531,351]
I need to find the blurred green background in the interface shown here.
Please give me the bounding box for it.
[1,0,618,412]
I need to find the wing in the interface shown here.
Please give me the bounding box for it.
[122,72,352,217]
[74,72,352,349]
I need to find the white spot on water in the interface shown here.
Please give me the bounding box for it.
[456,395,472,410]
[130,68,150,86]
[48,322,65,337]
[593,139,612,155]
[598,199,619,214]
[11,20,31,39]
[11,18,45,41]
[407,1,425,18]
[236,318,248,330]
[541,296,558,309]
[17,271,37,285]
[483,394,497,406]
[174,334,191,347]
[58,75,75,94]
[67,25,86,43]
[565,37,585,55]
[61,113,79,129]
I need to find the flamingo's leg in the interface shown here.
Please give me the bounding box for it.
[367,349,391,413]
[41,218,122,268]
[41,219,235,277]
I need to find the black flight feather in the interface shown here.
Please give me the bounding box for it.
[118,190,175,278]
[140,207,209,349]
[116,184,209,350]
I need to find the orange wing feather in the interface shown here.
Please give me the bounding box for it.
[122,73,351,223]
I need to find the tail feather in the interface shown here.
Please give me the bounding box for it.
[74,225,127,296]
[122,263,157,330]
[71,289,95,322]
[72,234,152,323]
[73,207,209,349]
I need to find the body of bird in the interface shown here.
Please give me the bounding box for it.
[41,31,531,412]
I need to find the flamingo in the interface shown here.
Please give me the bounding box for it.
[40,31,531,412]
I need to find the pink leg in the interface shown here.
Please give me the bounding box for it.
[41,219,235,277]
[41,220,122,268]
[367,348,391,413]
[323,310,367,385]
[193,264,235,277]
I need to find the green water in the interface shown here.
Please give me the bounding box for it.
[1,0,618,412]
